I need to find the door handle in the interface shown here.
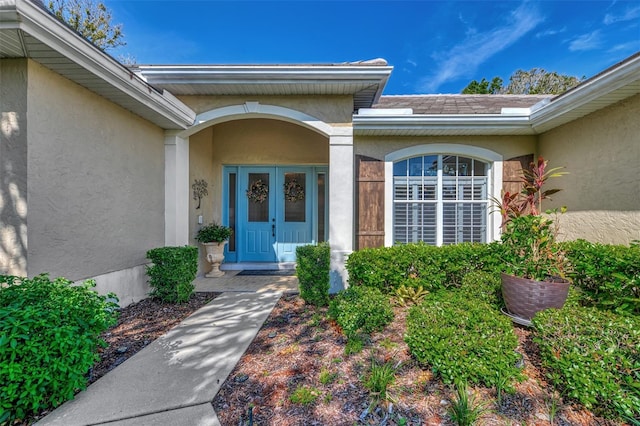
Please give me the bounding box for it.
[272,219,276,237]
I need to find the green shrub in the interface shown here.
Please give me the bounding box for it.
[562,240,639,315]
[458,271,502,307]
[346,242,503,294]
[146,246,198,303]
[296,243,330,306]
[328,286,393,339]
[533,307,640,420]
[0,274,119,423]
[405,291,523,389]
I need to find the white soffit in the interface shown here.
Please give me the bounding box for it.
[135,64,393,111]
[0,0,195,129]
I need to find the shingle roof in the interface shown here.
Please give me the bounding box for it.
[374,95,550,114]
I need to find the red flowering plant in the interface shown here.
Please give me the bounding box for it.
[495,157,570,282]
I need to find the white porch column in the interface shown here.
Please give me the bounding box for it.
[328,129,354,292]
[164,131,189,246]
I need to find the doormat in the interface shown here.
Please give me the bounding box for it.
[236,270,296,276]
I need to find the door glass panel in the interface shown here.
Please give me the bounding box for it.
[247,173,269,222]
[228,173,236,251]
[284,172,305,222]
[317,173,325,242]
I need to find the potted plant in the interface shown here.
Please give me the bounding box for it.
[496,157,570,323]
[195,223,233,278]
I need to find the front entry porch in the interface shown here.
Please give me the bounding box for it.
[223,165,327,266]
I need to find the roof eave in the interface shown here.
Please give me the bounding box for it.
[353,114,534,136]
[3,0,195,129]
[530,52,640,132]
[135,64,393,110]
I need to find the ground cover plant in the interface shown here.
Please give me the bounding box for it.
[533,306,640,421]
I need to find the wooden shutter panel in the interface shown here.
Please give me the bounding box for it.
[502,154,533,195]
[356,155,385,249]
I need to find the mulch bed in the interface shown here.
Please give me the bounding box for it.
[89,292,220,384]
[212,293,623,426]
[25,291,625,425]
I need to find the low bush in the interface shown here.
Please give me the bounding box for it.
[328,286,393,339]
[458,271,502,307]
[296,243,330,306]
[346,242,503,294]
[146,246,198,303]
[405,290,523,390]
[562,240,639,315]
[0,274,119,423]
[533,307,640,420]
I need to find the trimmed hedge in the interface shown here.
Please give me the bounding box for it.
[533,307,640,420]
[562,240,639,315]
[146,246,198,303]
[405,290,523,389]
[458,271,502,307]
[328,286,393,339]
[296,243,330,306]
[0,274,119,423]
[347,240,639,314]
[346,242,503,293]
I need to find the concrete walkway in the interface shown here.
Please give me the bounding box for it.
[37,274,298,426]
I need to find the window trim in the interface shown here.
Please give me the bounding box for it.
[384,144,503,246]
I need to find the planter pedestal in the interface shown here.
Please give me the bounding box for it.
[501,273,570,323]
[203,242,228,278]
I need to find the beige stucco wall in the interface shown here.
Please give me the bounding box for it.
[179,95,354,127]
[354,135,537,162]
[539,93,640,244]
[0,59,29,276]
[189,118,328,271]
[25,60,166,282]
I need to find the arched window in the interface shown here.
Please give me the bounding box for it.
[392,154,490,245]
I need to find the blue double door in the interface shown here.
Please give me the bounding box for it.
[233,166,326,263]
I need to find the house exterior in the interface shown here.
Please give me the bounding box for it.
[1,0,639,305]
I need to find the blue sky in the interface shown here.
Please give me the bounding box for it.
[108,1,640,94]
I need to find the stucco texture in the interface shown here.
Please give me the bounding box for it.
[179,95,354,127]
[25,60,166,280]
[354,135,537,162]
[0,59,29,276]
[539,93,640,244]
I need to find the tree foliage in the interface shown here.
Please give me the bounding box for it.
[505,68,583,94]
[46,0,125,50]
[461,76,503,94]
[462,68,584,95]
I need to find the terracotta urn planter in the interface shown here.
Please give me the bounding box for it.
[501,273,570,321]
[203,241,228,278]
